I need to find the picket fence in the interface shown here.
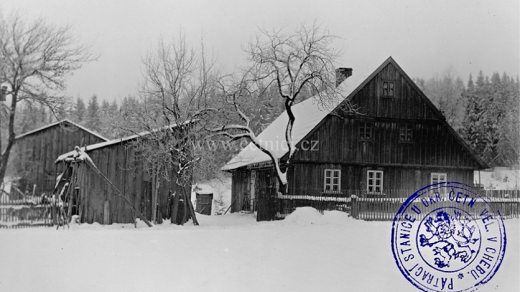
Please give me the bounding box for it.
[0,195,53,228]
[277,189,520,221]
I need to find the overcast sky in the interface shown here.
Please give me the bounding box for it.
[2,0,519,103]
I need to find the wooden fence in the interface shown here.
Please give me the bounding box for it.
[0,195,53,228]
[277,189,520,221]
[277,192,350,218]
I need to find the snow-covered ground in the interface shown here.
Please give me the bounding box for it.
[0,208,518,292]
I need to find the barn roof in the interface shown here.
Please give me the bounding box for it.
[55,121,192,163]
[222,56,488,171]
[15,119,108,142]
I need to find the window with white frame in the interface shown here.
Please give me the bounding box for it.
[324,169,341,192]
[431,173,447,186]
[367,170,383,193]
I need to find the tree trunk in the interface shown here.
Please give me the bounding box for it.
[0,125,16,185]
[0,88,18,187]
[171,192,179,224]
[153,176,160,223]
[151,167,159,224]
[184,190,199,226]
[0,153,11,187]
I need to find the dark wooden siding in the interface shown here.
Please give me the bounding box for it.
[282,62,478,196]
[290,62,478,168]
[294,116,480,169]
[350,62,441,120]
[75,142,183,224]
[230,167,278,214]
[288,163,473,196]
[13,121,106,195]
[231,170,250,213]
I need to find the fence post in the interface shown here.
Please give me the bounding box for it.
[351,195,358,219]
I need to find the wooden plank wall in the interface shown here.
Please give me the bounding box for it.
[230,170,250,213]
[294,62,479,169]
[13,122,106,195]
[76,142,182,224]
[295,117,478,169]
[279,62,481,197]
[289,163,473,196]
[350,62,440,120]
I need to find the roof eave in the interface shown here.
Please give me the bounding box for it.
[15,119,108,142]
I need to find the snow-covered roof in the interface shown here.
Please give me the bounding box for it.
[221,60,380,171]
[15,119,108,142]
[55,134,137,163]
[55,121,193,163]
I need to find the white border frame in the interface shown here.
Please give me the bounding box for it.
[367,170,384,193]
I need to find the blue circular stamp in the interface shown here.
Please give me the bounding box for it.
[391,182,506,292]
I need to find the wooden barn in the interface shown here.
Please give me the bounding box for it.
[12,119,108,195]
[222,56,488,220]
[55,126,193,225]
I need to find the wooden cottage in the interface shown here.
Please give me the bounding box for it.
[55,126,192,225]
[12,119,108,195]
[222,57,488,220]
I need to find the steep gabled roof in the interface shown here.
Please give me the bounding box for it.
[15,119,108,142]
[222,56,488,171]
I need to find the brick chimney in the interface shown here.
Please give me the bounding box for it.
[336,68,352,87]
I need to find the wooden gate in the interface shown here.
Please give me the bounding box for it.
[256,187,278,221]
[196,193,213,215]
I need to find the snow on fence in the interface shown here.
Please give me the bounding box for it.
[277,190,355,218]
[0,195,53,228]
[277,189,520,221]
[351,191,520,221]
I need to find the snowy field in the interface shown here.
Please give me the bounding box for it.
[0,208,518,292]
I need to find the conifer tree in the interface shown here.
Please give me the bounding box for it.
[421,67,465,130]
[462,71,520,167]
[75,97,86,123]
[496,73,520,166]
[86,95,101,131]
[462,74,486,157]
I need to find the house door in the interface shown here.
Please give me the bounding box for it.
[255,171,279,222]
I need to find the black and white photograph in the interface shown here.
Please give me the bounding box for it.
[0,1,518,291]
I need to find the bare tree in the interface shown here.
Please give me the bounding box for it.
[208,23,355,187]
[120,32,220,222]
[0,12,94,184]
